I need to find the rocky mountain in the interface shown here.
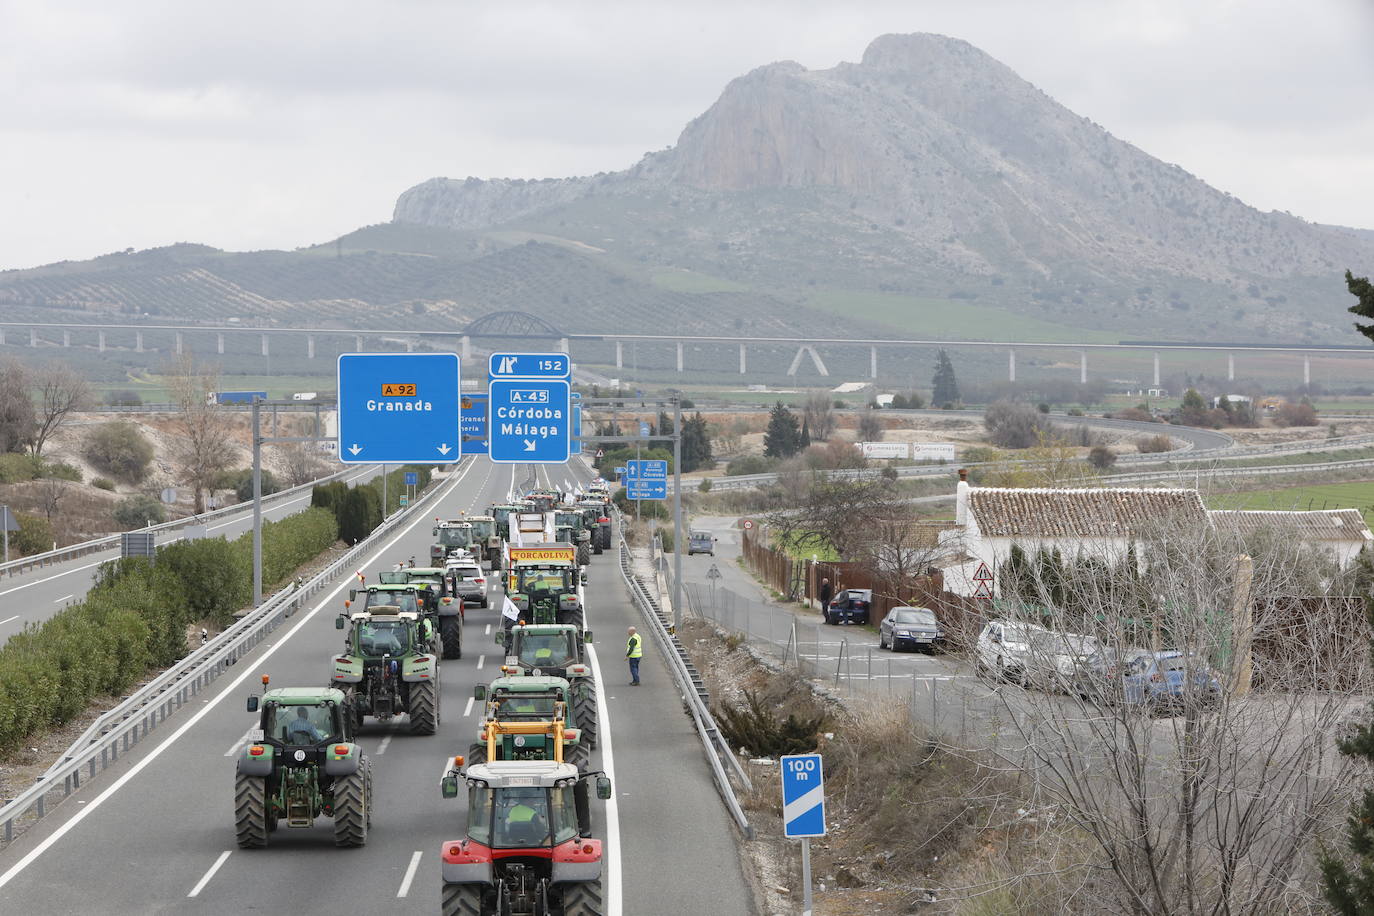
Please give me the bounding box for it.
[395,33,1374,343]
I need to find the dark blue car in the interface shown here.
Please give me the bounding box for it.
[823,589,871,626]
[1121,651,1221,715]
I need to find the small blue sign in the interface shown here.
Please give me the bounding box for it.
[404,471,418,486]
[624,459,668,499]
[337,353,460,464]
[781,753,826,838]
[489,352,571,380]
[462,393,489,455]
[488,379,571,464]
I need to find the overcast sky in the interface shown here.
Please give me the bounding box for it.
[2,0,1372,271]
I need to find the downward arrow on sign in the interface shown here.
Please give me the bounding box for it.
[523,439,536,452]
[437,443,451,455]
[348,444,362,455]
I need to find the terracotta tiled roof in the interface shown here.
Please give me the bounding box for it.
[1209,509,1373,542]
[967,487,1207,538]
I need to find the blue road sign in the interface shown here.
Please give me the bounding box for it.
[489,352,571,380]
[781,753,826,838]
[624,459,668,499]
[488,379,571,464]
[404,471,418,486]
[337,353,460,464]
[461,393,489,455]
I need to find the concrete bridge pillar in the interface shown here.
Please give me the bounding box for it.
[1227,353,1235,382]
[870,346,878,379]
[739,343,747,374]
[676,341,684,372]
[615,341,623,370]
[1008,348,1016,382]
[1153,352,1160,387]
[1079,351,1087,384]
[307,335,315,359]
[135,331,143,353]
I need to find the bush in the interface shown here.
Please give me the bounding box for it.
[0,452,39,484]
[113,494,167,529]
[725,455,778,476]
[84,421,153,484]
[92,477,116,491]
[1136,434,1173,454]
[11,512,53,555]
[42,461,82,481]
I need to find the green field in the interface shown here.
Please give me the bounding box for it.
[803,291,1120,344]
[1209,481,1374,524]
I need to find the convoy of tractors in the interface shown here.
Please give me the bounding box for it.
[232,477,618,916]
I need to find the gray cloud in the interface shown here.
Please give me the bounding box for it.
[1,0,1371,269]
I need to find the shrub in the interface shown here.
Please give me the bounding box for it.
[11,512,53,555]
[1136,434,1173,454]
[0,452,39,484]
[92,477,116,491]
[84,421,154,484]
[113,494,167,529]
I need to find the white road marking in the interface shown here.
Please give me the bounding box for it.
[377,735,393,755]
[586,643,622,916]
[186,850,231,897]
[462,696,475,717]
[53,594,72,604]
[476,655,485,670]
[0,615,19,626]
[0,460,478,892]
[396,850,423,897]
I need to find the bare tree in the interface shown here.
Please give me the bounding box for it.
[29,361,91,459]
[166,353,232,513]
[802,391,836,441]
[969,517,1365,914]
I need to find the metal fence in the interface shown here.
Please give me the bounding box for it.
[0,460,463,847]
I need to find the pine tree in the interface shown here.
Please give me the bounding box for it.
[763,402,802,458]
[932,349,960,407]
[1347,270,1374,344]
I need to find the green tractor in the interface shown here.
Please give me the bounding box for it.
[235,681,372,848]
[507,561,584,630]
[378,567,465,659]
[468,676,594,834]
[439,759,611,916]
[331,608,440,734]
[496,624,597,749]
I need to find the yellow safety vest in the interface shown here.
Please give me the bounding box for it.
[627,634,642,659]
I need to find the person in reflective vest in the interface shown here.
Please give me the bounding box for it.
[626,626,642,686]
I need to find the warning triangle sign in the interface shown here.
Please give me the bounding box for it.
[973,581,993,599]
[972,562,993,582]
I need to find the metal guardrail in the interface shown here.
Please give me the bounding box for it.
[615,519,754,839]
[0,463,371,580]
[0,460,463,846]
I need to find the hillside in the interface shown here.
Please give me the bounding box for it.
[395,33,1374,343]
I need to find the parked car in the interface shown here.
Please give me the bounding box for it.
[823,589,872,625]
[975,620,1049,683]
[1120,651,1222,715]
[688,531,716,556]
[879,606,944,652]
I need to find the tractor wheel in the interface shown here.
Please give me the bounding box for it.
[561,878,605,916]
[234,773,269,848]
[333,758,369,847]
[467,743,488,767]
[409,680,438,735]
[572,683,598,750]
[441,882,483,916]
[441,616,463,660]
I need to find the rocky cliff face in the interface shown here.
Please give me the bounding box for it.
[393,33,1374,338]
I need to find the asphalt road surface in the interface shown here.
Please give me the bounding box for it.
[0,457,754,915]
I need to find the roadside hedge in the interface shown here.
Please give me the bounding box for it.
[0,506,339,758]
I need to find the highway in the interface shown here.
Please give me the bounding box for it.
[0,465,384,644]
[0,457,754,915]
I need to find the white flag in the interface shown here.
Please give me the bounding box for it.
[502,595,521,621]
